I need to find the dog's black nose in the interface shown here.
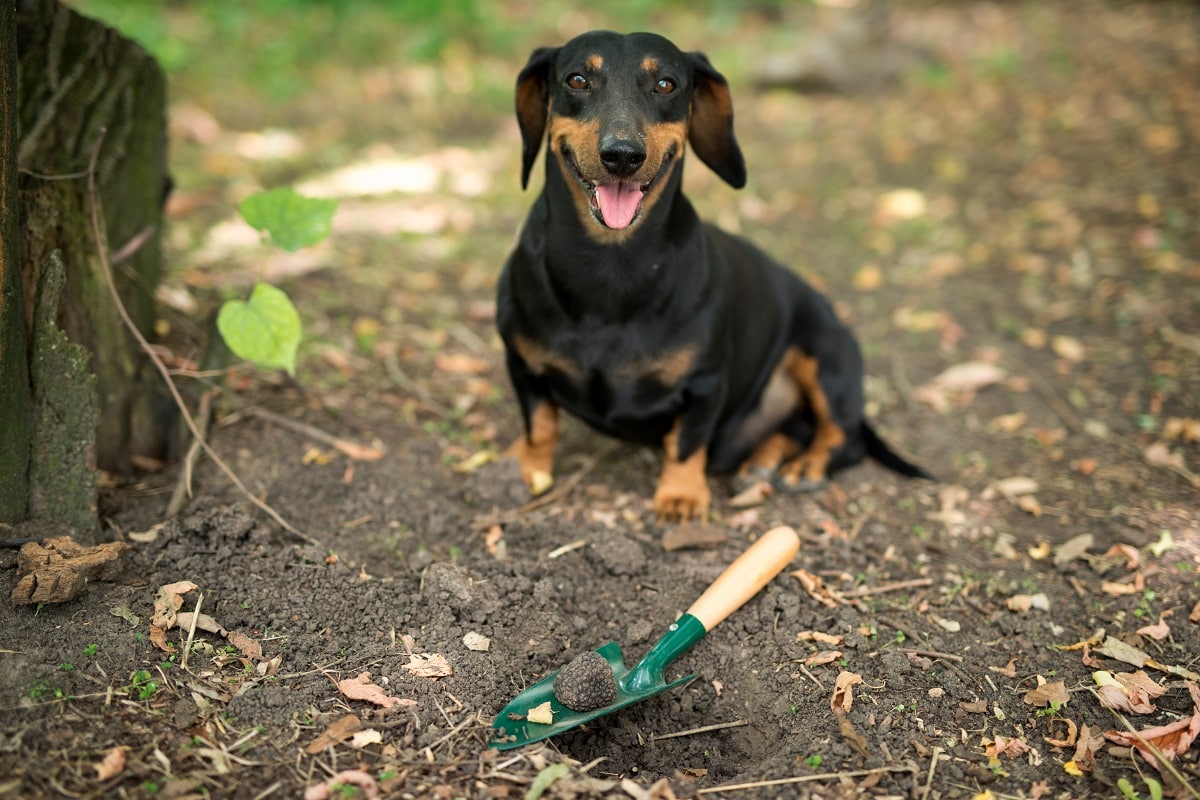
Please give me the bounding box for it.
[599,136,646,177]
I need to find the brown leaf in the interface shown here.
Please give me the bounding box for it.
[1190,599,1200,624]
[792,569,839,609]
[1044,718,1078,748]
[1023,679,1069,709]
[92,746,126,780]
[1142,441,1184,470]
[804,650,844,667]
[796,630,844,646]
[661,523,728,552]
[837,715,870,757]
[728,479,773,508]
[1103,682,1200,770]
[1094,670,1163,714]
[305,714,364,754]
[151,580,199,629]
[989,658,1018,678]
[303,769,379,800]
[831,671,863,715]
[226,630,264,661]
[337,672,417,710]
[1137,617,1171,641]
[404,652,452,678]
[985,735,1030,761]
[435,352,489,375]
[1069,723,1105,772]
[1103,543,1141,570]
[914,361,1005,412]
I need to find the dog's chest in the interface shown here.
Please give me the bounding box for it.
[515,324,697,434]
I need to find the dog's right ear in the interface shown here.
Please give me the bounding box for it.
[515,46,560,189]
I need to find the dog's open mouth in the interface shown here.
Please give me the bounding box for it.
[565,148,673,231]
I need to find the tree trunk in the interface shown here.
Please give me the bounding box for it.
[0,0,31,522]
[1,0,174,540]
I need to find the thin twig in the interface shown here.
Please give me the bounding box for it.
[841,578,933,598]
[166,387,217,517]
[696,764,916,795]
[921,746,941,800]
[180,591,204,671]
[248,407,385,461]
[651,719,748,741]
[900,648,965,664]
[86,129,316,546]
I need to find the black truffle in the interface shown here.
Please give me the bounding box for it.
[553,651,618,712]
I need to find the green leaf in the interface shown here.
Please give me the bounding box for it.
[217,283,302,375]
[525,763,569,800]
[238,188,337,251]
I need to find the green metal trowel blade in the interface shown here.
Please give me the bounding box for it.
[488,615,707,749]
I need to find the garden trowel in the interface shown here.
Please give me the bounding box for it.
[488,525,801,749]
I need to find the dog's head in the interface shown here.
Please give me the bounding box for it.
[515,31,746,236]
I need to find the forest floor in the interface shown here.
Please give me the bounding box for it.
[3,2,1199,799]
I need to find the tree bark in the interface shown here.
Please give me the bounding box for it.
[1,0,173,538]
[0,0,32,522]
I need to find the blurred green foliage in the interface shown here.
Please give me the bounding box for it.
[71,0,791,102]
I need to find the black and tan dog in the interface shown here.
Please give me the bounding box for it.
[497,30,930,521]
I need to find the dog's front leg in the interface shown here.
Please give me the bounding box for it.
[506,400,558,496]
[653,418,712,523]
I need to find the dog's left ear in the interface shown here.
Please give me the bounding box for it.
[515,46,560,189]
[687,52,747,189]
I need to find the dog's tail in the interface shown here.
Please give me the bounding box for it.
[861,422,934,481]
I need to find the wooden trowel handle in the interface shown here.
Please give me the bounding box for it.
[686,525,800,631]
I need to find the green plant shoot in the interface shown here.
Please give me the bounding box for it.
[238,188,337,252]
[218,283,302,375]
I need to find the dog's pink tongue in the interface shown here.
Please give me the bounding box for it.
[595,182,644,229]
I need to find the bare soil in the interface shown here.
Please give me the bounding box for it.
[3,3,1199,799]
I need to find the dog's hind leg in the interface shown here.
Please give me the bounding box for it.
[736,348,846,491]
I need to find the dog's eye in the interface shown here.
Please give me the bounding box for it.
[653,78,676,95]
[565,73,590,91]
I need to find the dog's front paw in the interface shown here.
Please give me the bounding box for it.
[653,476,711,523]
[504,438,555,496]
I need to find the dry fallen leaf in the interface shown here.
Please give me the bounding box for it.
[728,479,773,508]
[1094,670,1162,714]
[1137,616,1171,641]
[985,735,1030,762]
[1023,678,1069,709]
[337,672,416,710]
[527,701,554,725]
[303,769,379,800]
[660,523,728,552]
[804,650,844,667]
[1006,593,1049,613]
[404,652,452,678]
[792,569,839,609]
[1103,682,1200,771]
[831,671,863,714]
[914,361,1006,412]
[1044,718,1078,748]
[463,632,491,652]
[796,630,844,646]
[92,746,126,780]
[349,729,383,748]
[435,352,489,375]
[989,658,1019,678]
[1067,723,1105,773]
[305,715,363,755]
[1052,533,1094,566]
